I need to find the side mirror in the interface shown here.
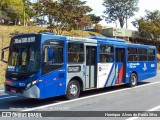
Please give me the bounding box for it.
[1,46,9,63]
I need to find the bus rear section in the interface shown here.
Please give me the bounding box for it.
[126,45,157,86]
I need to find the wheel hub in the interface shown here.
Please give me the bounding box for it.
[131,76,136,85]
[70,84,78,96]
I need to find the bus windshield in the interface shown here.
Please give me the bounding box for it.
[7,44,40,74]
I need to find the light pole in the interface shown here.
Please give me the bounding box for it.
[125,1,129,29]
[125,3,128,29]
[23,0,25,26]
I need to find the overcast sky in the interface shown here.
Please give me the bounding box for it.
[83,0,160,30]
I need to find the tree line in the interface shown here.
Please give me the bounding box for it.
[0,0,160,41]
[0,0,102,34]
[103,0,160,42]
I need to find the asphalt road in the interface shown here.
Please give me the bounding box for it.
[0,72,160,120]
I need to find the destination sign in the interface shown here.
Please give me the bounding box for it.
[68,66,81,73]
[14,37,36,44]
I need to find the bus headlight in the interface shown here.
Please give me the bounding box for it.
[26,80,38,89]
[32,80,38,85]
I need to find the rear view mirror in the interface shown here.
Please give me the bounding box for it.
[1,46,9,63]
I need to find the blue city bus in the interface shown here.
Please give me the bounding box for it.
[1,33,157,99]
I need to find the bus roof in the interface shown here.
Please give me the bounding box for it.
[87,36,126,43]
[12,33,156,49]
[126,43,156,48]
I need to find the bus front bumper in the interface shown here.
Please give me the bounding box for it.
[5,85,40,99]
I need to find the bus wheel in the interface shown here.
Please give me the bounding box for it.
[129,73,137,87]
[66,80,80,100]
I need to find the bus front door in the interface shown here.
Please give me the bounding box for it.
[85,46,97,89]
[115,48,126,85]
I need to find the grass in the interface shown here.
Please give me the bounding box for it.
[0,79,4,86]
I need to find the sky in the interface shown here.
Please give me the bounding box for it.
[83,0,160,30]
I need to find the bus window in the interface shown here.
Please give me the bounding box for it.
[48,48,54,62]
[148,48,156,61]
[22,52,27,65]
[128,47,138,62]
[43,46,63,64]
[42,40,64,75]
[138,48,147,61]
[68,43,84,63]
[100,45,114,63]
[116,49,124,62]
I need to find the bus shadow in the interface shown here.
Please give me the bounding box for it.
[79,81,150,97]
[1,81,150,110]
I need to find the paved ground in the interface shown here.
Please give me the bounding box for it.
[0,72,160,120]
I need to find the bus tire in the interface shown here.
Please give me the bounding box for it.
[65,80,80,100]
[128,73,137,87]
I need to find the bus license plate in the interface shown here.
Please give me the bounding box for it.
[11,89,16,93]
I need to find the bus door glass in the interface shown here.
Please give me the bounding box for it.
[85,46,97,89]
[115,48,126,84]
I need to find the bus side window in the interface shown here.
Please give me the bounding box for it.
[128,47,138,62]
[148,48,156,61]
[42,40,64,75]
[100,45,114,63]
[48,47,54,63]
[44,46,63,65]
[68,42,84,63]
[138,48,147,61]
[44,46,54,65]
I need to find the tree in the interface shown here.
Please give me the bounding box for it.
[79,16,92,30]
[132,10,160,40]
[94,24,103,33]
[33,1,46,26]
[23,0,36,26]
[0,11,10,24]
[88,14,102,24]
[1,0,24,25]
[103,0,139,28]
[43,0,92,34]
[58,0,92,31]
[0,0,36,25]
